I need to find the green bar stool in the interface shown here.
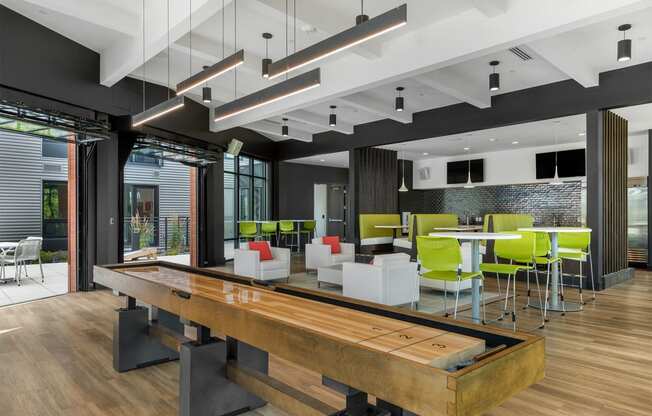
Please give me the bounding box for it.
[260,221,278,245]
[238,221,259,244]
[299,220,316,250]
[416,236,485,321]
[279,220,297,251]
[558,231,595,305]
[480,232,543,330]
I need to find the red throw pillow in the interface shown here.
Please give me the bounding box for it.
[322,236,341,254]
[248,241,273,261]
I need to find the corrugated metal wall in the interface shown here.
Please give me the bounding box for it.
[0,132,43,241]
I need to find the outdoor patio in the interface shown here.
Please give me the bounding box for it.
[0,262,68,306]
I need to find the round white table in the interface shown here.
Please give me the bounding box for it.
[433,225,483,232]
[0,241,17,253]
[518,227,592,312]
[429,232,521,323]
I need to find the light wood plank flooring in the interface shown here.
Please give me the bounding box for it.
[0,270,651,415]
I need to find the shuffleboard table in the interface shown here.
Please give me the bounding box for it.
[94,261,544,416]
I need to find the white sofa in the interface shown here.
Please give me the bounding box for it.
[234,245,291,281]
[342,253,419,307]
[305,237,355,271]
[419,242,481,292]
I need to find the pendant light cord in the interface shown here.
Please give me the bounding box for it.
[285,0,288,80]
[221,0,225,59]
[189,0,192,77]
[167,0,170,99]
[142,0,146,112]
[234,0,237,98]
[294,0,297,53]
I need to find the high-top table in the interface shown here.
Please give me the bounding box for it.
[429,232,521,323]
[433,225,483,232]
[518,226,592,312]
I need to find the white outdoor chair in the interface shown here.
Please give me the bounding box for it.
[2,238,44,285]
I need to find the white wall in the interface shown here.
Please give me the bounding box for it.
[413,138,648,190]
[413,143,585,189]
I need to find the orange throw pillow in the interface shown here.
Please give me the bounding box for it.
[248,241,273,261]
[322,236,341,254]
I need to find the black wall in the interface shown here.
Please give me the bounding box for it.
[274,162,348,219]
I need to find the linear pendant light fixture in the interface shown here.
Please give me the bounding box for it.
[214,68,321,122]
[266,4,407,80]
[176,50,244,95]
[133,0,185,128]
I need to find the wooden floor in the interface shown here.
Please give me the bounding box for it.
[1,270,651,415]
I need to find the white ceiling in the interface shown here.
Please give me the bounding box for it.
[4,0,652,144]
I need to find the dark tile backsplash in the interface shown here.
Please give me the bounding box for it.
[399,182,582,226]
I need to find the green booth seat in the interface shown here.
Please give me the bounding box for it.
[406,214,459,247]
[358,214,402,248]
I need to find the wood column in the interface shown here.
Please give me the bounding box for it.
[67,142,77,292]
[587,110,629,289]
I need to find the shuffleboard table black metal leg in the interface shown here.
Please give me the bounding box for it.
[179,335,267,416]
[322,376,391,416]
[113,306,179,372]
[376,399,417,416]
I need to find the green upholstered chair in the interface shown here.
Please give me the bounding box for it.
[480,232,543,330]
[416,236,484,320]
[279,220,297,251]
[358,214,401,250]
[238,221,259,243]
[558,231,595,305]
[260,221,278,243]
[300,220,316,246]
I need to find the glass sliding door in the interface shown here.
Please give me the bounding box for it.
[627,178,647,264]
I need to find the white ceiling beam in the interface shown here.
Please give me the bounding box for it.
[414,68,491,109]
[19,0,139,37]
[246,0,381,59]
[284,109,354,135]
[528,39,599,88]
[100,0,232,87]
[338,93,412,124]
[472,0,509,18]
[245,120,313,142]
[170,41,262,79]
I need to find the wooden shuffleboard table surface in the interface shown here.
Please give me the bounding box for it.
[95,261,545,416]
[114,264,485,370]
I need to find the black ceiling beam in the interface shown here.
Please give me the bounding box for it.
[275,61,652,160]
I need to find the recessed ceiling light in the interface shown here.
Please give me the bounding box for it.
[578,132,586,137]
[512,141,519,145]
[489,138,496,142]
[422,152,429,156]
[319,159,325,162]
[464,147,470,151]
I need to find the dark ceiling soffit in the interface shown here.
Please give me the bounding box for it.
[276,61,652,160]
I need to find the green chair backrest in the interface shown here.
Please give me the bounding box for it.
[533,232,551,257]
[261,221,277,233]
[279,220,294,232]
[239,221,257,236]
[408,214,458,242]
[490,214,534,232]
[494,231,536,264]
[301,220,316,231]
[558,231,590,251]
[359,214,401,239]
[416,236,461,272]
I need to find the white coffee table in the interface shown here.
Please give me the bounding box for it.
[317,263,343,288]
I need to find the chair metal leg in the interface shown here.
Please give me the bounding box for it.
[503,274,511,317]
[525,266,531,308]
[16,261,22,286]
[511,272,517,332]
[578,260,584,306]
[559,262,567,315]
[39,257,44,283]
[543,262,551,322]
[481,279,487,325]
[443,282,448,317]
[453,278,461,319]
[588,249,596,301]
[534,266,545,328]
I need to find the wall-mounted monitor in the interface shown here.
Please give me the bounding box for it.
[447,159,484,184]
[536,149,585,179]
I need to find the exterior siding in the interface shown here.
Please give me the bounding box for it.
[0,132,42,241]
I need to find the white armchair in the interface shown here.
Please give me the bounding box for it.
[342,253,419,307]
[234,245,291,282]
[305,237,355,271]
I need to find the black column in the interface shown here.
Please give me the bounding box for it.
[346,150,357,244]
[198,157,225,267]
[77,141,96,291]
[648,130,652,269]
[586,111,604,288]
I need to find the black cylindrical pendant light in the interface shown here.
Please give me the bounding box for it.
[617,24,632,62]
[329,105,337,127]
[395,87,404,112]
[202,87,212,103]
[489,60,500,91]
[282,117,288,136]
[356,0,369,25]
[262,32,273,78]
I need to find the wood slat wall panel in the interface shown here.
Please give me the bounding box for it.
[602,111,628,274]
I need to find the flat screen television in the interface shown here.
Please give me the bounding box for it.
[536,149,585,179]
[447,159,484,184]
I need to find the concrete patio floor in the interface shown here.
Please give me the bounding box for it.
[0,262,68,306]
